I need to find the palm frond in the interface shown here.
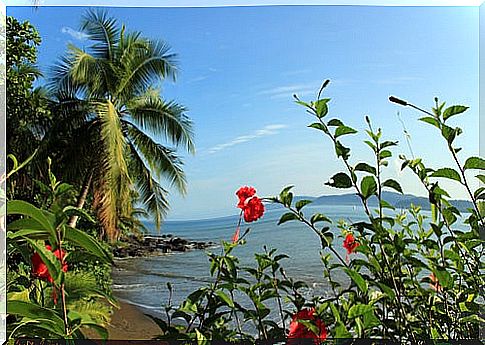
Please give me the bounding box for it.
[125,121,187,195]
[127,91,195,153]
[49,54,88,98]
[80,9,120,60]
[116,38,177,100]
[10,62,43,78]
[127,142,169,230]
[93,100,132,241]
[63,44,113,97]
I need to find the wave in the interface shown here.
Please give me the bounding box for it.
[112,283,149,290]
[116,297,163,311]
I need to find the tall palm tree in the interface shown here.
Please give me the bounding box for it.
[48,10,194,241]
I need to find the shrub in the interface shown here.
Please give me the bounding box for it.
[158,81,484,342]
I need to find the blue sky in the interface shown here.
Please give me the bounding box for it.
[8,5,480,220]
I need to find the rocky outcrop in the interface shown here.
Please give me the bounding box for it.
[113,234,217,258]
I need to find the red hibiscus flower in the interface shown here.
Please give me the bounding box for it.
[32,244,68,283]
[243,196,265,223]
[343,233,359,255]
[235,186,265,223]
[236,186,256,209]
[288,308,327,344]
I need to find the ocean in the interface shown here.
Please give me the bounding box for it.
[111,204,436,316]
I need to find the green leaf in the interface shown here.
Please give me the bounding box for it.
[195,329,209,345]
[327,118,344,127]
[215,290,234,308]
[27,239,63,285]
[64,227,112,263]
[443,105,468,121]
[8,301,66,336]
[308,122,328,134]
[314,98,330,118]
[334,321,352,338]
[379,150,392,160]
[464,157,485,170]
[382,179,403,194]
[419,116,440,128]
[360,176,377,199]
[344,268,368,293]
[335,141,351,160]
[381,140,398,149]
[335,125,357,138]
[354,162,376,175]
[325,172,353,189]
[379,200,395,210]
[433,267,453,289]
[476,174,485,184]
[278,212,299,225]
[310,213,331,225]
[8,218,48,231]
[363,309,381,328]
[474,187,485,199]
[62,206,95,223]
[295,199,313,211]
[431,168,462,183]
[348,304,374,318]
[279,185,294,206]
[441,124,462,145]
[295,99,312,109]
[364,140,376,151]
[7,200,56,239]
[8,228,50,240]
[458,314,485,324]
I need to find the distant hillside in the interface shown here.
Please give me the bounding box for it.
[268,192,473,212]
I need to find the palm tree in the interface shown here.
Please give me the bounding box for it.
[48,10,194,241]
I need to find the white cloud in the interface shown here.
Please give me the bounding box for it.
[281,69,310,77]
[257,82,320,100]
[187,75,208,83]
[207,124,288,154]
[61,27,89,41]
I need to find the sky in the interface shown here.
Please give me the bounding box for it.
[7,5,480,220]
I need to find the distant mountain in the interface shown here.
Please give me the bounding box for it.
[267,191,473,212]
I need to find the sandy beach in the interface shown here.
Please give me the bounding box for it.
[84,300,163,341]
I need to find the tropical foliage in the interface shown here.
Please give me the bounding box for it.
[46,10,194,241]
[6,158,115,339]
[6,16,50,202]
[5,9,484,343]
[5,11,194,341]
[155,81,484,342]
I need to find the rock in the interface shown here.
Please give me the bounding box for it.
[113,234,212,258]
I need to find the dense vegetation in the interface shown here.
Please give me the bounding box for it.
[151,82,484,342]
[5,10,484,343]
[6,11,194,340]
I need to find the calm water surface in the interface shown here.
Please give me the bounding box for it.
[112,204,450,316]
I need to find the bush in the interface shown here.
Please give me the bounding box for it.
[158,81,484,342]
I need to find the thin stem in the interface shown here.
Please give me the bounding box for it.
[411,169,482,292]
[230,290,243,337]
[285,204,348,268]
[448,143,484,227]
[187,211,244,332]
[312,108,415,341]
[271,270,286,335]
[56,228,70,336]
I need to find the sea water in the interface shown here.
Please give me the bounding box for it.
[111,204,449,317]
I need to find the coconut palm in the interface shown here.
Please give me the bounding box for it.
[48,10,194,241]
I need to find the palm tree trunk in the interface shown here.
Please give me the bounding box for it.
[68,171,93,228]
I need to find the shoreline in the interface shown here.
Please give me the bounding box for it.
[82,300,163,340]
